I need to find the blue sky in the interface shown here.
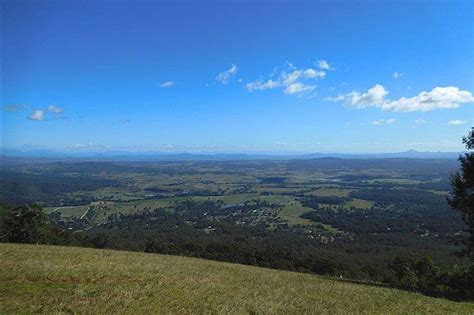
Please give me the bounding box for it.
[2,0,473,153]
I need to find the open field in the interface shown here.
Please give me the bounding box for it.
[1,243,473,314]
[367,178,422,185]
[279,202,314,226]
[309,187,353,197]
[343,198,374,210]
[44,205,89,219]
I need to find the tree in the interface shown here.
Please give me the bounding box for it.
[448,127,474,257]
[0,204,48,243]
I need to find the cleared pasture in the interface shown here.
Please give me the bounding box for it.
[1,244,472,314]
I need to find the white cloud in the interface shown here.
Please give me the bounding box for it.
[28,110,45,121]
[247,62,328,96]
[284,82,315,95]
[330,84,388,108]
[216,64,238,84]
[24,104,64,121]
[415,119,426,124]
[330,85,474,112]
[246,79,280,92]
[384,87,474,112]
[447,120,467,125]
[160,81,175,88]
[393,72,404,79]
[282,69,325,85]
[317,60,334,71]
[372,118,396,125]
[303,68,326,79]
[47,104,64,114]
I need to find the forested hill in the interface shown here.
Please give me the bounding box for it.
[1,243,473,314]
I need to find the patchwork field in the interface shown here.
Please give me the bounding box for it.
[4,159,463,249]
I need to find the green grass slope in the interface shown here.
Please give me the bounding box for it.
[1,243,473,314]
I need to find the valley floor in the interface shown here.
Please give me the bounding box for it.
[1,243,473,314]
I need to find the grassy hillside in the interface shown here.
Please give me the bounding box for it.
[1,243,473,314]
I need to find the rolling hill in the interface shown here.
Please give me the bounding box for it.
[1,243,473,314]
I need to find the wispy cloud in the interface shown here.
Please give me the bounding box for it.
[216,64,238,84]
[284,82,315,95]
[246,79,280,92]
[47,104,64,114]
[329,85,474,112]
[317,60,334,71]
[393,72,404,79]
[247,62,329,96]
[275,141,288,147]
[28,110,45,121]
[415,119,426,124]
[447,120,467,125]
[372,118,396,125]
[24,104,65,121]
[160,81,175,88]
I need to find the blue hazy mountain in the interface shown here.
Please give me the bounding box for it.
[1,147,463,161]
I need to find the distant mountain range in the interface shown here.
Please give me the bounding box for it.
[0,148,465,161]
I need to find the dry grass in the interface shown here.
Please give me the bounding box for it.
[1,243,473,314]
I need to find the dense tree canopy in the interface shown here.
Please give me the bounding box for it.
[0,204,49,243]
[449,127,474,257]
[0,204,71,245]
